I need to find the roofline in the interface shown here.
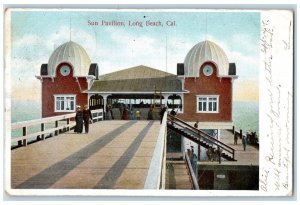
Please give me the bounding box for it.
[177,75,239,79]
[84,91,189,94]
[98,65,176,78]
[35,75,96,80]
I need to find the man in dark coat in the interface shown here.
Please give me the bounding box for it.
[159,106,167,124]
[75,106,83,134]
[83,105,93,134]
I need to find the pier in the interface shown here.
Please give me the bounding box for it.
[10,112,259,190]
[11,112,167,189]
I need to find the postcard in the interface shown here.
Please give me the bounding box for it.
[3,8,293,197]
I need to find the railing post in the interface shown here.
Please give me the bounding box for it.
[41,123,45,140]
[23,127,27,146]
[66,118,70,131]
[218,147,221,164]
[55,120,58,136]
[233,150,235,161]
[232,126,235,134]
[240,129,243,139]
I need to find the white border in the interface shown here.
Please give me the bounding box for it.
[2,4,297,202]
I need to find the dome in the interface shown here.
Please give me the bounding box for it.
[184,40,229,77]
[48,41,91,76]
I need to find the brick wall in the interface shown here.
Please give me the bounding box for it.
[177,63,232,122]
[41,64,88,118]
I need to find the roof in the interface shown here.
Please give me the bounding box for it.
[99,65,173,81]
[184,40,230,77]
[89,65,184,93]
[48,41,91,77]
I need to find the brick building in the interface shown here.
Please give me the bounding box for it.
[36,40,238,137]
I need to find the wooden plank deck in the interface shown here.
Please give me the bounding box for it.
[165,161,193,190]
[199,129,259,166]
[11,120,161,189]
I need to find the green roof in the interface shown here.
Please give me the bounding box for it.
[89,65,184,93]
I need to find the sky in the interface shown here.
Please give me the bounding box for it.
[9,9,260,102]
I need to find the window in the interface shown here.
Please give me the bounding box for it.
[197,95,219,113]
[54,95,76,112]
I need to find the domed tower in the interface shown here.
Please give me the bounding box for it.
[177,40,238,130]
[37,41,99,117]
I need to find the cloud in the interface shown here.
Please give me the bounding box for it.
[10,26,97,100]
[10,24,260,102]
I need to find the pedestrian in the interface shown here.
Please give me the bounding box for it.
[191,148,198,177]
[106,104,113,120]
[170,107,177,125]
[119,104,123,118]
[242,133,248,151]
[129,107,134,120]
[147,107,153,120]
[74,105,83,134]
[135,109,141,120]
[170,107,177,118]
[110,105,114,120]
[122,106,129,120]
[194,121,199,129]
[159,106,167,124]
[83,105,93,134]
[234,132,238,145]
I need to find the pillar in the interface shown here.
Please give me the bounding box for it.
[101,94,109,119]
[162,94,171,107]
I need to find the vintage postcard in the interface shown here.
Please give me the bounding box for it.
[3,8,293,197]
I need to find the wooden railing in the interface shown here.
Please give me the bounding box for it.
[184,152,200,190]
[11,109,103,148]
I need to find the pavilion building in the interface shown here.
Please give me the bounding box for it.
[36,39,238,140]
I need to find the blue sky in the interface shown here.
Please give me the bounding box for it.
[10,10,260,101]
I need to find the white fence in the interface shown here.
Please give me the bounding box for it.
[144,112,167,189]
[11,109,103,147]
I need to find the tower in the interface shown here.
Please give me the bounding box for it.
[36,41,98,117]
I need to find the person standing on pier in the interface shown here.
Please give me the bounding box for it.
[135,109,141,120]
[147,107,153,120]
[159,106,167,124]
[242,132,248,151]
[83,105,93,134]
[234,132,239,145]
[75,106,83,134]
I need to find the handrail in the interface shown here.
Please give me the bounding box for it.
[11,109,104,147]
[12,109,103,129]
[167,114,234,153]
[11,113,76,129]
[167,114,235,160]
[144,111,167,189]
[184,152,199,190]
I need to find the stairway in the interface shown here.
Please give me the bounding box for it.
[165,161,193,189]
[167,115,236,161]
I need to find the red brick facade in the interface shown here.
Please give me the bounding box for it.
[177,63,232,122]
[41,63,88,118]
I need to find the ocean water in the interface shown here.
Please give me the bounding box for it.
[10,100,259,137]
[11,100,41,123]
[233,101,259,136]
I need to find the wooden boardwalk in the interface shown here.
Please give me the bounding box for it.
[199,129,259,166]
[11,120,161,189]
[165,161,193,190]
